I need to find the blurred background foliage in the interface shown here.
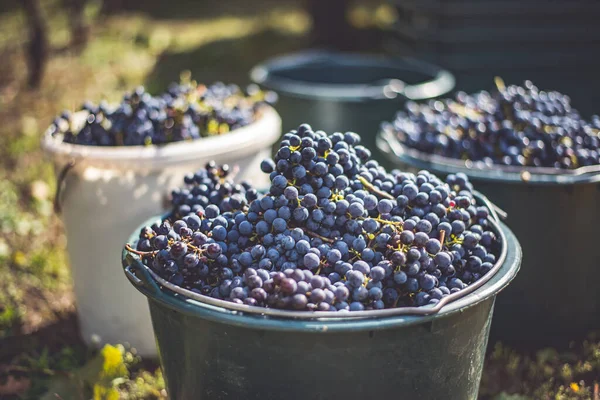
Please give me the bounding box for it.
[0,0,598,398]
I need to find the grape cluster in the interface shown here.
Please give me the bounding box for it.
[384,79,600,169]
[130,125,501,312]
[48,80,277,146]
[170,161,258,219]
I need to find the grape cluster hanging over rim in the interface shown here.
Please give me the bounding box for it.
[128,124,501,312]
[382,78,600,170]
[48,73,277,147]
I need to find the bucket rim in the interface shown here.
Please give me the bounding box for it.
[40,105,281,171]
[377,127,600,185]
[122,217,521,332]
[249,50,455,103]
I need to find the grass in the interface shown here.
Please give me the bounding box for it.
[0,1,598,398]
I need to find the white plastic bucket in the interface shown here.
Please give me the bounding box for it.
[41,106,281,357]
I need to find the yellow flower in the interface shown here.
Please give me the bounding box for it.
[570,382,580,392]
[101,344,127,378]
[12,251,26,266]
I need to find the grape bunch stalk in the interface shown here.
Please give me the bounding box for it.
[384,78,600,169]
[48,77,277,147]
[128,124,501,312]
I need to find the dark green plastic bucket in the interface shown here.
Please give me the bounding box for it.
[378,129,600,349]
[249,50,455,166]
[122,217,520,400]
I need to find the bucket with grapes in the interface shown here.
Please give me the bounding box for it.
[250,50,455,164]
[41,77,280,357]
[377,78,600,349]
[123,124,521,399]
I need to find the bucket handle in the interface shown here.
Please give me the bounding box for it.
[373,68,456,101]
[53,160,76,214]
[475,192,507,223]
[123,253,162,296]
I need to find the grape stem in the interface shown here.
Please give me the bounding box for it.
[187,242,205,254]
[445,235,463,246]
[125,243,157,256]
[494,76,506,92]
[300,227,335,243]
[439,230,446,248]
[356,176,394,200]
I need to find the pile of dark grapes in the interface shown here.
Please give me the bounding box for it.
[48,79,277,146]
[170,161,258,219]
[129,125,501,312]
[383,79,600,169]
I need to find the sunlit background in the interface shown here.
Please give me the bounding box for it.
[0,1,599,398]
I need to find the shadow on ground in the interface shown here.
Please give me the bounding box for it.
[0,312,83,362]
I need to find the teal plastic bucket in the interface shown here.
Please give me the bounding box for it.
[122,216,520,400]
[249,50,455,167]
[378,129,600,349]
